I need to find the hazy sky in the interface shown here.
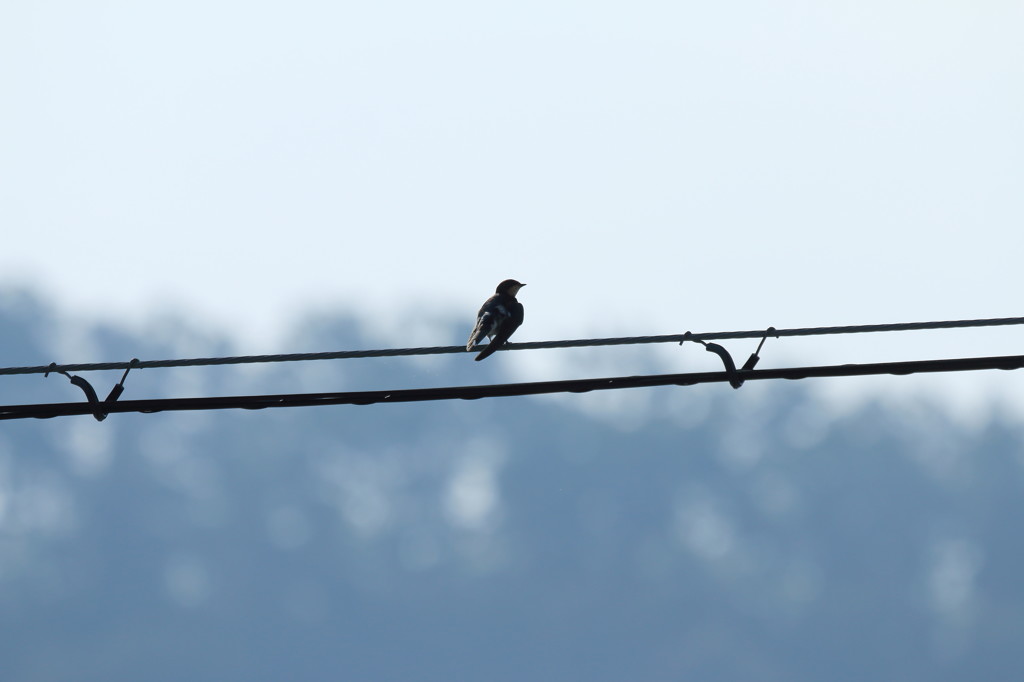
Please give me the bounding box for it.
[2,1,1023,415]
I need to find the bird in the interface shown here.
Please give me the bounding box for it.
[466,279,526,361]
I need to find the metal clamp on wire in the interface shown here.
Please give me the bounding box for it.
[681,327,777,389]
[45,359,139,421]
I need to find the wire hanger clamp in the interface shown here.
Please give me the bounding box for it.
[681,327,776,389]
[45,359,139,421]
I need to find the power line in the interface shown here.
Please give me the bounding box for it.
[2,315,1023,377]
[4,352,1024,421]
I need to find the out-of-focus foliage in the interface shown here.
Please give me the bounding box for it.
[2,289,1023,682]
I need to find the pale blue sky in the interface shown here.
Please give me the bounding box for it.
[2,1,1023,415]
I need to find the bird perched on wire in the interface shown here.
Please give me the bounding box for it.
[466,279,526,361]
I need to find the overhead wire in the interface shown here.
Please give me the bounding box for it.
[1,315,1023,377]
[2,314,1022,421]
[3,353,1024,421]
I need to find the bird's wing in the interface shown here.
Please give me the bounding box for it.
[466,314,491,350]
[474,301,523,361]
[467,295,509,350]
[510,300,524,327]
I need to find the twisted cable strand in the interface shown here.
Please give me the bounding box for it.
[3,352,1023,420]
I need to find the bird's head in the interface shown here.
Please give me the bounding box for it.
[496,279,526,296]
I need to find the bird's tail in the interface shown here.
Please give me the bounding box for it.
[474,327,511,361]
[474,343,499,361]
